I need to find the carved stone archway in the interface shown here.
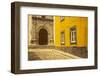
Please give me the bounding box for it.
[29,15,54,46]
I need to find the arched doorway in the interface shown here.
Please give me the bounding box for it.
[39,29,48,45]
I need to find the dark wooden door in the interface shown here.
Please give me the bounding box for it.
[39,29,48,45]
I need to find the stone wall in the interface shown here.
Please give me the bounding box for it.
[55,46,88,58]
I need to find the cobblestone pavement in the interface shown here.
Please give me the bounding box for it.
[28,49,80,60]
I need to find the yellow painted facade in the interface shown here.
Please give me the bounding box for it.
[54,16,88,47]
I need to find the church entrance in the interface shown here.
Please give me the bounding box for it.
[39,29,48,45]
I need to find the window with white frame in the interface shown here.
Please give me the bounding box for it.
[61,31,65,45]
[70,27,77,44]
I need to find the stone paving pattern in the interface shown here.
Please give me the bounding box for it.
[28,49,80,60]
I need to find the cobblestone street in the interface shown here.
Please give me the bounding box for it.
[28,49,80,60]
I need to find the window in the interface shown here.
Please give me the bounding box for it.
[70,27,77,44]
[61,32,65,45]
[60,16,64,21]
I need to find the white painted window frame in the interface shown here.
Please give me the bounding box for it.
[70,28,76,43]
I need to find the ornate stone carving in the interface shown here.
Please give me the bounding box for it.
[30,16,54,45]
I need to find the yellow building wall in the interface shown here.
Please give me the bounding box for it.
[54,16,88,47]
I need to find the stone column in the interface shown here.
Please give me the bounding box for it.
[28,15,33,45]
[49,22,54,45]
[30,19,37,45]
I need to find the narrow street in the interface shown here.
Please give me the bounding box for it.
[28,49,80,60]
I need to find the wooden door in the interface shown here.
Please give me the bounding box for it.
[39,29,48,45]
